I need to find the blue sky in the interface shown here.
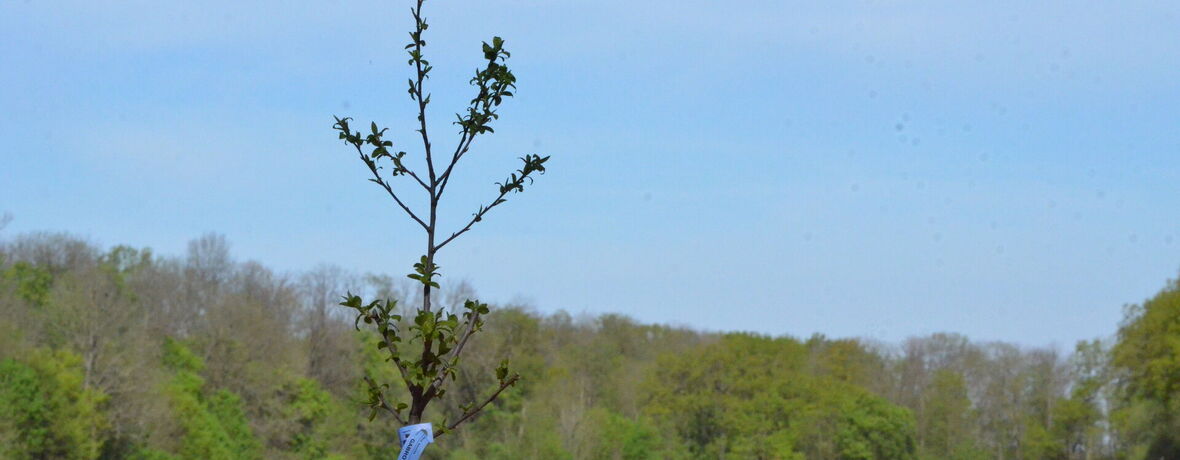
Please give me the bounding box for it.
[2,0,1178,346]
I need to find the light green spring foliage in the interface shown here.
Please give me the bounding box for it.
[2,233,1179,459]
[3,260,53,308]
[276,377,353,460]
[159,338,261,460]
[645,333,916,460]
[0,349,107,460]
[581,408,664,460]
[915,370,987,460]
[1112,279,1180,459]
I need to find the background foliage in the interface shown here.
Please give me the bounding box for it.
[0,231,1175,459]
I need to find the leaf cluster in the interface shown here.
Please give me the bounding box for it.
[340,281,516,433]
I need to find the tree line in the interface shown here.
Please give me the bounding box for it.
[0,231,1176,459]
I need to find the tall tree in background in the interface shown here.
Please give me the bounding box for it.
[331,0,547,437]
[1112,277,1180,458]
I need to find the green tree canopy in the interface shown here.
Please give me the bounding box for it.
[0,349,107,460]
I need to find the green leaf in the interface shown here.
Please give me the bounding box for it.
[496,359,509,381]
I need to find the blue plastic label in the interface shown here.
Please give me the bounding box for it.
[397,423,434,460]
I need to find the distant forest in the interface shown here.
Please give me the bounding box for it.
[1,231,1177,459]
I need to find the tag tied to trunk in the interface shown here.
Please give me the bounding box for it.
[397,423,434,460]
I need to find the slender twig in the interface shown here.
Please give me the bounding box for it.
[434,187,512,251]
[375,320,414,389]
[426,312,481,393]
[437,57,503,197]
[352,145,428,230]
[436,71,497,197]
[410,0,435,184]
[434,374,520,438]
[435,131,471,198]
[403,167,431,192]
[447,314,479,363]
[436,132,477,198]
[364,376,408,425]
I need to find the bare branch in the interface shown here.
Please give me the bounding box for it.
[403,167,431,192]
[352,144,429,231]
[434,188,511,252]
[436,56,506,198]
[434,374,520,438]
[436,133,477,199]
